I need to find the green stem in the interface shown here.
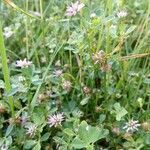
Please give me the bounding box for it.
[39,0,44,20]
[4,0,40,20]
[25,0,29,58]
[0,21,14,117]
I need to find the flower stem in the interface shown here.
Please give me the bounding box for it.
[39,0,43,20]
[0,21,14,117]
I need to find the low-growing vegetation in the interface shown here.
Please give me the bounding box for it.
[0,0,150,149]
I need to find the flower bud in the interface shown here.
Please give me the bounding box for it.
[112,127,120,135]
[123,132,132,140]
[0,103,6,114]
[141,122,150,131]
[83,86,91,94]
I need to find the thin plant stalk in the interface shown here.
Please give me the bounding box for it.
[39,0,43,20]
[0,21,14,117]
[25,0,29,58]
[4,0,40,20]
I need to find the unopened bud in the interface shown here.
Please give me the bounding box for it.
[83,86,91,94]
[141,122,150,131]
[0,103,6,114]
[123,133,132,140]
[112,127,120,135]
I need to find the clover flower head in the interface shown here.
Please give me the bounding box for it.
[92,50,106,64]
[25,123,37,137]
[3,26,13,38]
[53,69,63,77]
[112,127,120,135]
[62,80,72,92]
[47,113,64,127]
[90,13,96,18]
[117,10,127,18]
[66,1,85,16]
[141,122,150,131]
[83,86,91,94]
[16,58,32,68]
[123,119,141,133]
[101,63,112,72]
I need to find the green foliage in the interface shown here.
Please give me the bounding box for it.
[111,102,128,121]
[71,121,109,149]
[0,0,149,149]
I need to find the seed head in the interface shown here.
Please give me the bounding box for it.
[101,63,112,72]
[92,50,106,64]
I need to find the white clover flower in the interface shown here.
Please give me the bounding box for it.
[3,26,13,38]
[16,58,32,68]
[66,1,85,16]
[90,13,96,18]
[47,113,64,127]
[62,80,72,92]
[123,119,141,133]
[117,11,127,18]
[53,69,63,77]
[25,124,37,137]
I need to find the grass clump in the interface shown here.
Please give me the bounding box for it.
[0,0,149,149]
